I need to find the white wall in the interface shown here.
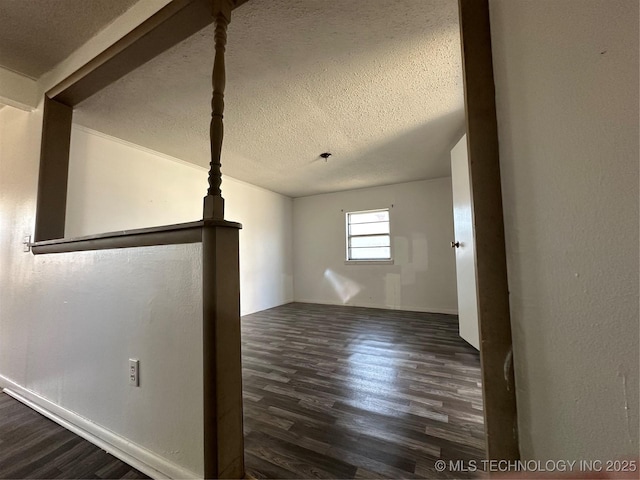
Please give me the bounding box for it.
[66,126,206,237]
[490,0,639,460]
[66,126,293,316]
[0,107,204,477]
[293,178,458,314]
[224,177,293,316]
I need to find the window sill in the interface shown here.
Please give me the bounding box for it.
[344,260,394,265]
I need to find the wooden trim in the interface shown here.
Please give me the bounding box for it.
[35,0,249,245]
[458,0,520,460]
[203,0,233,220]
[31,220,241,254]
[202,224,244,479]
[32,221,199,254]
[48,0,248,107]
[34,97,72,241]
[1,381,196,479]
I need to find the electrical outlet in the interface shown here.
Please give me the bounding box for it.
[129,359,139,387]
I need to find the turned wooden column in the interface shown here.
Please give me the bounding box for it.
[203,0,230,220]
[202,1,244,478]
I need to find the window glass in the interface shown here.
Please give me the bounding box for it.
[346,209,391,261]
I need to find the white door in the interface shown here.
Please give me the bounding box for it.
[451,134,480,350]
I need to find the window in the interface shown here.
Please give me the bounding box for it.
[346,208,391,261]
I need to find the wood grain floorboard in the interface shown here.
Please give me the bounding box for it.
[242,302,485,479]
[0,302,483,479]
[0,393,149,479]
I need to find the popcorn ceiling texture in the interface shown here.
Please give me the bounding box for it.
[0,0,138,79]
[74,0,464,197]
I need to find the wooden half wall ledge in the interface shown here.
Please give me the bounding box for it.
[30,220,242,255]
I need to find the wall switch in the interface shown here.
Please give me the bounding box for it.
[23,235,31,253]
[129,359,139,387]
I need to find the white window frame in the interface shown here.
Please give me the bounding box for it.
[345,208,393,265]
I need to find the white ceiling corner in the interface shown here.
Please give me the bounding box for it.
[0,0,139,79]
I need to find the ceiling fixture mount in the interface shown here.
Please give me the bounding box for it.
[320,152,332,162]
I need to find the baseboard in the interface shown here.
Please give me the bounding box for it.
[293,298,459,316]
[242,297,295,317]
[0,375,200,480]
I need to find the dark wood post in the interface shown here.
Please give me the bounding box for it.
[35,97,72,241]
[458,0,519,461]
[202,1,244,478]
[202,221,243,479]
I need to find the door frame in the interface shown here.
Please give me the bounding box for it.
[32,0,518,468]
[458,0,518,460]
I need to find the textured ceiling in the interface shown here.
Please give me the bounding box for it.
[75,0,464,198]
[0,0,138,78]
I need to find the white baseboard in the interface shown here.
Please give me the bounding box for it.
[0,375,200,480]
[293,298,459,316]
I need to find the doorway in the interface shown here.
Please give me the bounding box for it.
[30,0,517,476]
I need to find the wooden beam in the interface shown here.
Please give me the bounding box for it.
[34,97,72,241]
[458,0,520,460]
[202,221,244,479]
[47,0,249,107]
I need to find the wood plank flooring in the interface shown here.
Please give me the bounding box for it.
[0,393,149,479]
[241,302,485,479]
[0,302,483,479]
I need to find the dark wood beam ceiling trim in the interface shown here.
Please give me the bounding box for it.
[47,0,249,107]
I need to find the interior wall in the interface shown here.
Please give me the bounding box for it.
[66,125,293,315]
[292,178,458,314]
[0,66,38,110]
[490,0,639,459]
[224,176,294,316]
[0,106,204,477]
[66,126,206,237]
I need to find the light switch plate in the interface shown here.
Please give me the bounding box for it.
[23,235,31,253]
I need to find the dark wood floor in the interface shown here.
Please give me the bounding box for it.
[0,392,148,479]
[0,302,484,479]
[242,302,485,479]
